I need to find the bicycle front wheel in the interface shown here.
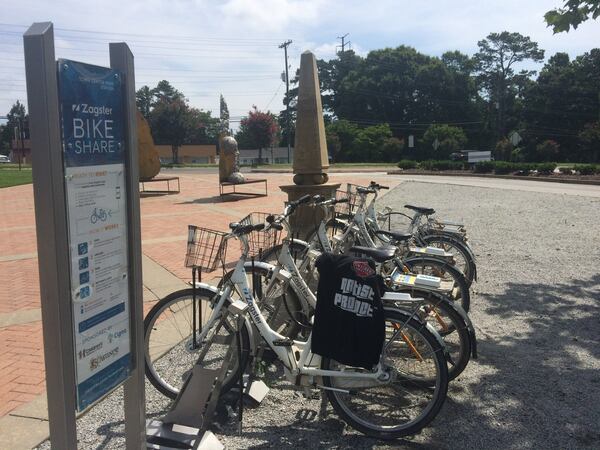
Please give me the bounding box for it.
[321,309,448,440]
[144,288,251,399]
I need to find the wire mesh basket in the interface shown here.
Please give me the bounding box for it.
[341,184,364,216]
[239,212,281,257]
[185,225,228,272]
[334,190,352,216]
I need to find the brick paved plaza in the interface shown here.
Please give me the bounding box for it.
[0,170,398,421]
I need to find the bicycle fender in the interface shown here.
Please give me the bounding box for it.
[191,282,259,358]
[383,306,450,363]
[437,298,478,360]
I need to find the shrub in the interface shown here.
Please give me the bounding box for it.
[535,162,557,175]
[575,164,599,175]
[397,159,418,170]
[493,161,515,174]
[418,160,464,171]
[474,161,494,173]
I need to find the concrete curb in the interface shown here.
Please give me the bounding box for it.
[251,167,396,174]
[387,170,600,186]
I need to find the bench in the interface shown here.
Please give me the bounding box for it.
[219,178,267,197]
[140,176,181,194]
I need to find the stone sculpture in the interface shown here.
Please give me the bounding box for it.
[136,110,161,181]
[219,136,245,184]
[279,50,340,239]
[292,51,330,185]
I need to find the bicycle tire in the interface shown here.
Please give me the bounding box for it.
[419,234,476,288]
[388,288,472,380]
[144,288,251,399]
[321,308,448,439]
[402,255,471,313]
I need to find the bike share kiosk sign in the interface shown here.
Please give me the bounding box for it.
[58,59,131,411]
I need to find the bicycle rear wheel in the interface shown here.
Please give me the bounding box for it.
[321,308,448,439]
[419,234,476,288]
[389,289,472,380]
[144,288,251,399]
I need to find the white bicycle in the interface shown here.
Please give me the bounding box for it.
[144,196,449,439]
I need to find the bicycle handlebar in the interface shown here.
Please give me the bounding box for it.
[369,181,389,190]
[229,222,265,235]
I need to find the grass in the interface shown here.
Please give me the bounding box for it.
[0,167,33,188]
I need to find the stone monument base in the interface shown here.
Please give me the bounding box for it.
[280,183,340,240]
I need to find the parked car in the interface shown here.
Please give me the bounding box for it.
[0,155,11,164]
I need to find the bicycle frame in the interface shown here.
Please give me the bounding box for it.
[197,234,389,386]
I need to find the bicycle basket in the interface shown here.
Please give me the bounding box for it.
[239,212,281,257]
[185,225,228,272]
[334,190,352,216]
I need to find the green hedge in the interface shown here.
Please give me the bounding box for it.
[397,159,418,169]
[574,164,599,175]
[473,161,494,173]
[419,160,465,171]
[396,160,588,176]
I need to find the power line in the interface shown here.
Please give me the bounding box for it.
[0,22,285,43]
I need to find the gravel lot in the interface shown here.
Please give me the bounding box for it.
[37,180,600,449]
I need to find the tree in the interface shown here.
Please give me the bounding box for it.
[545,1,600,33]
[422,124,467,159]
[136,86,153,118]
[236,107,280,163]
[1,101,28,159]
[381,137,405,162]
[326,130,341,163]
[136,81,219,162]
[536,139,561,161]
[577,121,600,162]
[149,98,197,164]
[475,32,544,140]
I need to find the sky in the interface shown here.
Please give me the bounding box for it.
[1,0,599,129]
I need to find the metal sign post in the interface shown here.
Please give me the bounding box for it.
[23,22,145,449]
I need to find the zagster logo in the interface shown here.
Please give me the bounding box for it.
[352,260,375,278]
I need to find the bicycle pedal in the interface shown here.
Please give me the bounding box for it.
[272,338,293,347]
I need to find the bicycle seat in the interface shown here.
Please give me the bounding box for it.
[350,245,396,263]
[374,230,412,242]
[404,204,435,215]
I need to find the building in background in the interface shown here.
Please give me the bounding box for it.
[239,147,294,165]
[155,144,216,164]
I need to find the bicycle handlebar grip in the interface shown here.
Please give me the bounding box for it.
[266,214,275,223]
[270,222,284,231]
[379,185,389,190]
[334,198,349,204]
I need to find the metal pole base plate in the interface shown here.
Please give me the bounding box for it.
[146,419,224,450]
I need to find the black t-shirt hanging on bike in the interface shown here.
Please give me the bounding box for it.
[312,253,385,370]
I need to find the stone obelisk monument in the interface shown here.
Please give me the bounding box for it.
[280,51,340,239]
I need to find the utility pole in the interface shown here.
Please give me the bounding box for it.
[279,39,292,163]
[336,33,350,54]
